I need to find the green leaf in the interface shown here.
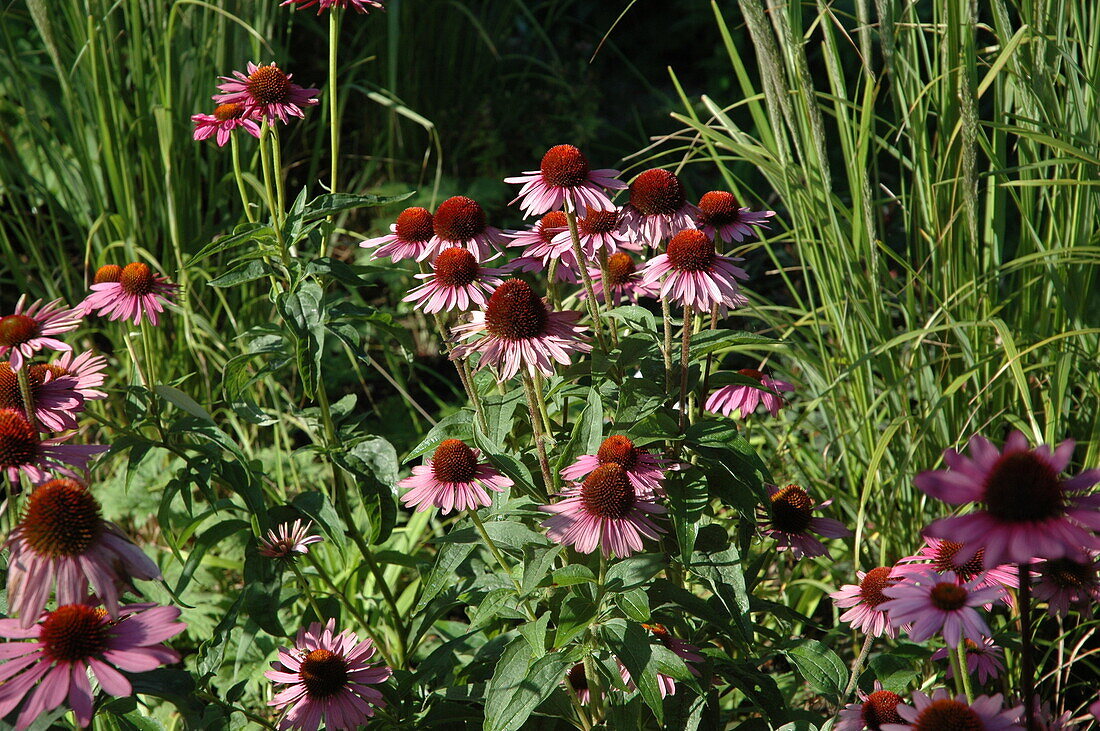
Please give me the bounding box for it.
[484,637,574,731]
[666,470,708,564]
[600,619,690,723]
[786,639,847,699]
[416,542,475,612]
[616,588,651,622]
[405,411,475,461]
[605,553,665,591]
[687,329,776,359]
[550,564,596,587]
[689,541,753,645]
[173,518,250,596]
[604,304,658,336]
[207,259,275,288]
[520,544,562,595]
[154,385,214,423]
[333,437,399,543]
[276,282,325,399]
[292,491,346,546]
[188,222,271,265]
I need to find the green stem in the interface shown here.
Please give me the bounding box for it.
[954,642,974,703]
[697,304,719,421]
[305,552,394,668]
[661,295,673,395]
[1019,562,1038,731]
[565,208,606,350]
[840,633,873,703]
[230,134,256,224]
[328,8,341,197]
[521,374,554,498]
[596,249,618,347]
[428,307,488,433]
[547,259,561,309]
[468,510,531,611]
[288,561,326,622]
[122,329,149,389]
[15,367,37,431]
[678,304,694,433]
[259,124,291,271]
[582,651,605,722]
[533,373,555,434]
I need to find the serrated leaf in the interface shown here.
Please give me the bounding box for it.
[484,638,574,731]
[786,639,847,699]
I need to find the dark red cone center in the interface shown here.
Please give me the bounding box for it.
[604,252,636,286]
[930,582,968,611]
[737,368,765,382]
[596,435,639,470]
[433,248,480,288]
[580,463,635,519]
[629,169,686,216]
[567,663,588,691]
[93,264,122,284]
[431,439,478,483]
[484,279,548,340]
[932,541,986,582]
[434,196,487,242]
[697,190,741,227]
[666,230,715,272]
[0,408,39,470]
[395,206,435,243]
[0,314,37,347]
[1041,557,1094,589]
[912,699,982,731]
[40,605,110,663]
[299,648,349,699]
[858,567,896,608]
[214,102,246,121]
[861,690,903,729]
[579,208,620,236]
[537,211,569,244]
[539,145,591,188]
[981,450,1063,523]
[20,478,104,558]
[120,262,156,296]
[247,65,292,104]
[769,485,814,534]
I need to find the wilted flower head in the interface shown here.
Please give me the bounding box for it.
[504,144,625,217]
[0,295,82,370]
[79,262,178,326]
[399,439,513,514]
[258,519,324,560]
[214,62,320,124]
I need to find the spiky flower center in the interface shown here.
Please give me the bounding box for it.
[597,435,639,470]
[738,368,765,382]
[0,363,57,410]
[858,567,896,608]
[567,663,588,691]
[433,248,480,288]
[642,622,674,649]
[1041,557,1095,589]
[539,144,591,188]
[21,478,104,558]
[579,208,619,236]
[932,541,986,582]
[40,605,110,662]
[981,450,1063,523]
[930,582,968,611]
[580,463,634,519]
[666,230,715,272]
[299,648,349,699]
[0,314,38,347]
[395,206,435,243]
[484,279,548,340]
[214,102,247,122]
[434,196,487,242]
[861,690,903,729]
[629,169,685,216]
[247,65,292,105]
[697,190,740,227]
[604,252,636,286]
[769,485,813,534]
[911,699,981,731]
[93,265,122,284]
[119,262,156,296]
[0,408,39,469]
[537,211,569,244]
[431,439,478,483]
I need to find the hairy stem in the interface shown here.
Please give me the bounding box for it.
[840,633,874,703]
[1019,562,1037,731]
[15,367,37,431]
[678,304,694,432]
[522,374,554,498]
[229,134,256,224]
[565,208,606,350]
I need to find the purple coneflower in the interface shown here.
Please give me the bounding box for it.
[265,618,392,730]
[641,623,703,697]
[560,435,667,498]
[403,248,506,314]
[705,368,794,419]
[1033,553,1100,617]
[214,62,319,125]
[540,463,666,558]
[829,566,901,638]
[695,191,774,243]
[6,478,161,625]
[451,279,590,381]
[399,439,512,514]
[258,519,324,560]
[621,169,698,246]
[281,0,384,12]
[505,144,625,217]
[191,102,261,147]
[880,689,1022,731]
[915,431,1100,568]
[879,569,1001,647]
[80,263,178,326]
[361,206,436,262]
[0,362,82,432]
[640,229,749,310]
[584,252,652,307]
[0,296,81,370]
[0,408,107,485]
[429,196,508,261]
[0,602,184,730]
[51,350,108,403]
[551,206,639,257]
[931,637,1005,685]
[506,211,572,262]
[836,681,905,731]
[892,537,1018,606]
[758,484,850,558]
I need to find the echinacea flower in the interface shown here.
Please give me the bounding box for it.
[360,206,436,262]
[508,210,581,282]
[695,191,774,243]
[0,408,108,485]
[830,566,901,638]
[836,681,905,731]
[704,368,794,419]
[79,263,178,326]
[265,619,392,730]
[640,229,749,311]
[0,602,185,730]
[191,102,261,147]
[879,569,1001,647]
[1033,553,1100,617]
[214,62,319,124]
[931,637,1005,685]
[892,537,1018,606]
[505,144,625,217]
[880,689,1022,731]
[560,435,667,498]
[0,362,83,432]
[584,252,652,306]
[540,463,666,558]
[0,296,82,370]
[758,484,850,558]
[451,279,590,381]
[281,0,384,12]
[915,431,1100,568]
[429,196,508,261]
[403,248,506,314]
[620,169,698,247]
[50,350,109,403]
[6,478,161,625]
[565,658,633,705]
[641,623,703,697]
[258,519,324,560]
[399,439,513,514]
[551,206,639,257]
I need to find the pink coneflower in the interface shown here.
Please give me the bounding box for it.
[565,662,614,705]
[584,252,653,306]
[0,296,81,370]
[621,169,698,247]
[758,484,850,558]
[403,248,506,314]
[508,211,581,282]
[0,409,107,485]
[360,206,436,262]
[836,682,905,731]
[551,206,639,257]
[281,0,384,12]
[879,569,1001,647]
[6,478,161,625]
[641,623,703,697]
[429,196,508,261]
[214,62,319,125]
[560,435,667,498]
[505,144,625,217]
[915,431,1100,568]
[0,362,82,432]
[79,263,178,326]
[830,566,901,638]
[695,191,774,243]
[258,519,324,560]
[51,350,109,403]
[880,689,1022,731]
[451,279,591,381]
[191,102,261,147]
[1033,553,1100,617]
[704,368,794,419]
[640,229,749,310]
[265,618,391,730]
[540,463,666,558]
[0,602,185,730]
[931,637,1005,685]
[399,439,513,514]
[893,537,1018,606]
